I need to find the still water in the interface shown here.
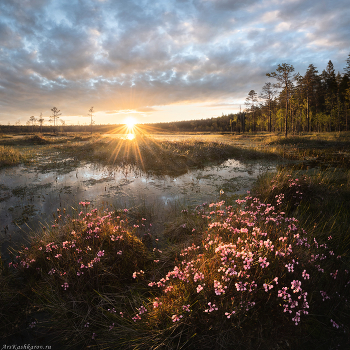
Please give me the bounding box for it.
[0,135,276,256]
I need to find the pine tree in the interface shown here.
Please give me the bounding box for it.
[322,61,337,130]
[267,63,296,137]
[344,53,350,77]
[50,107,61,132]
[299,64,318,132]
[245,90,258,132]
[260,82,277,132]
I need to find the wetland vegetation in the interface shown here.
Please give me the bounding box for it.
[0,130,350,349]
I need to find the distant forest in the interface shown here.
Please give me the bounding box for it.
[1,54,350,136]
[155,54,350,135]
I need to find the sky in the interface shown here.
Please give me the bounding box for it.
[0,0,349,126]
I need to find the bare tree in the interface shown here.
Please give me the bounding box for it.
[88,106,94,134]
[50,107,61,132]
[38,113,45,133]
[29,115,37,133]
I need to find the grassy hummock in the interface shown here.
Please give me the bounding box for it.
[0,145,26,167]
[3,187,349,349]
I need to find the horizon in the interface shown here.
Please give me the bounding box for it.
[0,0,349,126]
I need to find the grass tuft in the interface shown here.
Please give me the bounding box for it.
[0,145,26,167]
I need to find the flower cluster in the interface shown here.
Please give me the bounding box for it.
[144,193,346,330]
[10,203,151,295]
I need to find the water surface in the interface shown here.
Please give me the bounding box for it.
[0,135,276,256]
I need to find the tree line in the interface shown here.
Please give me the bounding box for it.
[4,107,95,134]
[246,54,350,136]
[154,54,350,135]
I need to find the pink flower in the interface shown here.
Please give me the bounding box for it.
[320,290,330,301]
[153,299,163,308]
[196,284,205,293]
[204,302,218,313]
[225,311,235,319]
[259,256,269,268]
[138,305,147,314]
[302,270,310,280]
[132,314,141,322]
[330,319,339,329]
[182,305,190,312]
[171,314,183,322]
[291,280,302,293]
[330,270,338,279]
[263,283,274,292]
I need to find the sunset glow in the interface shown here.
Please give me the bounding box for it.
[0,0,349,125]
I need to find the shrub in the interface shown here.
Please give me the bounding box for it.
[129,197,349,349]
[8,193,350,349]
[10,203,153,294]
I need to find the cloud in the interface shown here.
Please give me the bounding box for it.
[137,107,159,113]
[0,0,349,123]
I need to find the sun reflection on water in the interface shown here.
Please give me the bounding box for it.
[127,133,135,140]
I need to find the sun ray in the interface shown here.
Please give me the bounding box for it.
[98,120,172,173]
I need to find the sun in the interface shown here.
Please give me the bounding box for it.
[125,117,136,129]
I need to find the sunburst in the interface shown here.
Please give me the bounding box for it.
[125,117,136,130]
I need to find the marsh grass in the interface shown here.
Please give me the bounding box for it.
[253,167,350,252]
[2,132,350,349]
[0,133,95,170]
[55,135,280,176]
[4,191,349,349]
[259,132,350,168]
[1,132,280,175]
[0,145,27,167]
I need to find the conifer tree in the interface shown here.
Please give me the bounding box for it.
[50,107,61,132]
[245,90,258,132]
[298,64,318,132]
[260,82,277,132]
[267,63,296,137]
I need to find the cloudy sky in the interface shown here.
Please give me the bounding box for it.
[0,0,349,126]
